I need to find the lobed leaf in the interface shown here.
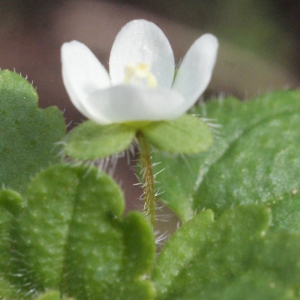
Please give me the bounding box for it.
[153,205,300,299]
[152,90,300,222]
[3,163,155,300]
[0,70,66,195]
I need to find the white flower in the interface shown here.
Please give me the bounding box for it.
[61,19,218,124]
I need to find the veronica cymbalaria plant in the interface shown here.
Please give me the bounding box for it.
[61,19,218,227]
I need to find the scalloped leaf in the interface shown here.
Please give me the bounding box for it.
[0,70,66,195]
[152,90,300,222]
[7,164,155,300]
[153,205,300,299]
[64,120,136,160]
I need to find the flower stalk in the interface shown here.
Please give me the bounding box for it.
[136,130,156,229]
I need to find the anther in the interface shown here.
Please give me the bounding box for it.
[124,62,157,87]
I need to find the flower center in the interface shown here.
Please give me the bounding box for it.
[124,63,157,88]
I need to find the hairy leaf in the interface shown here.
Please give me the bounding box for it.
[64,120,136,160]
[153,205,300,299]
[142,114,213,153]
[153,90,300,222]
[0,70,66,195]
[0,164,155,300]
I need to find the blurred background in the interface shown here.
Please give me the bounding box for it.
[1,0,299,228]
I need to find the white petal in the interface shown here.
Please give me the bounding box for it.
[172,34,218,111]
[61,41,111,119]
[82,85,185,124]
[109,20,175,88]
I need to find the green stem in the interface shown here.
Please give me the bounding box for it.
[136,130,156,229]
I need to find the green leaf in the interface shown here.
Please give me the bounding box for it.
[0,279,20,300]
[0,189,24,299]
[269,192,300,234]
[33,290,60,300]
[151,153,203,222]
[152,209,214,294]
[153,205,300,299]
[64,120,136,160]
[220,272,294,300]
[15,164,155,300]
[142,114,213,153]
[0,189,23,215]
[0,70,66,195]
[152,90,300,222]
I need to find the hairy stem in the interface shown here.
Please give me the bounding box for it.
[136,130,156,229]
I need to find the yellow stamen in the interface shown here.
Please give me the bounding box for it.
[124,62,157,88]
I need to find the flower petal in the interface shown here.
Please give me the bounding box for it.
[172,34,218,111]
[61,41,111,119]
[82,85,185,124]
[109,20,175,88]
